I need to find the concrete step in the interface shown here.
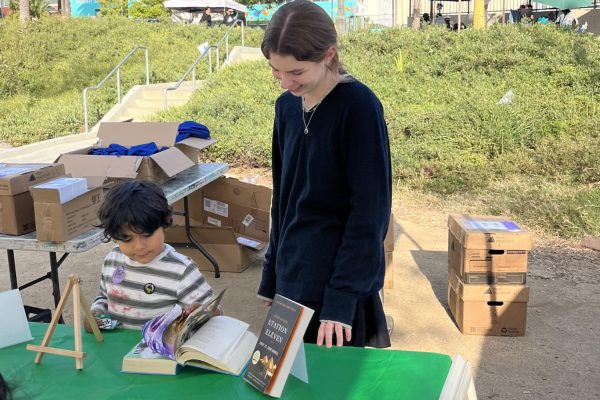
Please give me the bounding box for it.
[0,48,262,163]
[0,133,97,163]
[226,46,264,66]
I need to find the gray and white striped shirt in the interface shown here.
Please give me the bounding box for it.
[91,244,214,329]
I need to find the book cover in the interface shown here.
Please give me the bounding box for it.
[243,294,314,397]
[122,289,257,376]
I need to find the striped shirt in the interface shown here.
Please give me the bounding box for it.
[91,244,214,330]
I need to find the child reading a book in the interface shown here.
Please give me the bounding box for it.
[257,0,391,349]
[85,180,216,331]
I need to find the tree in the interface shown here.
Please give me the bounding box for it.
[19,0,29,24]
[411,2,421,30]
[129,0,170,19]
[98,0,128,16]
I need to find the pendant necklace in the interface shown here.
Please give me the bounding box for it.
[301,76,342,135]
[302,98,321,135]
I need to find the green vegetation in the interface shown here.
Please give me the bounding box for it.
[1,19,599,238]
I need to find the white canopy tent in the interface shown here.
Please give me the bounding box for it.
[163,0,247,13]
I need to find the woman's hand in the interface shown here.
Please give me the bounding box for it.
[316,321,352,348]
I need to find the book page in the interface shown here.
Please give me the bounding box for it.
[166,289,226,352]
[178,316,249,362]
[183,330,258,375]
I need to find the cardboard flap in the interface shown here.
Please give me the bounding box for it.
[59,154,142,179]
[177,137,217,151]
[96,122,180,148]
[150,148,194,177]
[0,164,66,195]
[30,186,61,203]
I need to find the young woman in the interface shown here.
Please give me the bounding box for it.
[257,0,392,349]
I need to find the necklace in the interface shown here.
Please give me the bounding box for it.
[301,98,321,135]
[300,75,342,135]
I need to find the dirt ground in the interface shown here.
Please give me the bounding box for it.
[1,167,599,399]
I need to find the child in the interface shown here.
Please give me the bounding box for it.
[86,180,215,331]
[258,0,391,349]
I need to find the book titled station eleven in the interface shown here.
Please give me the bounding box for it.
[243,294,314,398]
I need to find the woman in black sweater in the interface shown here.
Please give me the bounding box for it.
[258,0,391,349]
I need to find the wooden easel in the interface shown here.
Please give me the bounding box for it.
[26,274,103,370]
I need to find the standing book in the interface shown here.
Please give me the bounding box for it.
[243,294,314,398]
[122,290,257,376]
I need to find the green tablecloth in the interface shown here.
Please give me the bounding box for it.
[0,323,451,399]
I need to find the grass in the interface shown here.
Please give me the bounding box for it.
[0,18,599,238]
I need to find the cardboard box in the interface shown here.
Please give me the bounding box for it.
[383,251,394,289]
[0,163,65,235]
[448,269,529,336]
[172,176,272,247]
[33,177,88,204]
[165,225,252,273]
[448,214,531,281]
[30,183,103,242]
[199,177,271,245]
[384,213,394,252]
[57,122,216,184]
[168,177,272,273]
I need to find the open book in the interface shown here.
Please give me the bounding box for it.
[122,289,257,376]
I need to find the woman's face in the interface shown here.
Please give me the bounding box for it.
[268,50,334,98]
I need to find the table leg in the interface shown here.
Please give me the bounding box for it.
[183,196,221,278]
[49,252,62,307]
[49,252,65,324]
[7,250,17,289]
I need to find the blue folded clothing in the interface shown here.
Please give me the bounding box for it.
[89,143,128,156]
[89,142,168,157]
[176,120,211,142]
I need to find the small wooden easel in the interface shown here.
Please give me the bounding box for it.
[26,274,103,370]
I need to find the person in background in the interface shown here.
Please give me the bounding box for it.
[258,0,392,349]
[85,180,216,331]
[225,8,237,25]
[557,9,577,29]
[200,7,212,27]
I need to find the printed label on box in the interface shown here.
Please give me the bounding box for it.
[206,216,221,227]
[203,197,228,217]
[236,236,262,250]
[242,214,254,227]
[464,220,521,232]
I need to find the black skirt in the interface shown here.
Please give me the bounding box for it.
[301,293,391,348]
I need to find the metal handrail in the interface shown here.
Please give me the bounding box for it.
[217,19,245,64]
[82,46,149,132]
[164,20,245,110]
[164,45,219,110]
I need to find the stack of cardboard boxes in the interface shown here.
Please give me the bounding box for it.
[447,214,531,336]
[166,176,272,273]
[0,164,65,236]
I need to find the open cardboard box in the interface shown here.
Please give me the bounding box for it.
[56,122,216,184]
[0,163,65,235]
[30,177,104,242]
[168,176,272,273]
